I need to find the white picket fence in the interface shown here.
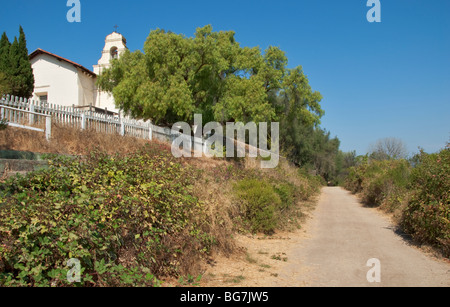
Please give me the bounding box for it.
[0,95,281,163]
[0,95,213,151]
[0,95,156,141]
[0,104,52,140]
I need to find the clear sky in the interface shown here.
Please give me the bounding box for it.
[1,0,449,155]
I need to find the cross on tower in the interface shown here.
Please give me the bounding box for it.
[114,25,119,33]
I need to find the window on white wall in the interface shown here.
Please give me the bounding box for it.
[38,94,48,104]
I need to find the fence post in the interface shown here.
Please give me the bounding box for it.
[81,113,86,130]
[45,116,51,141]
[149,121,153,141]
[29,104,35,125]
[120,119,125,136]
[13,96,18,123]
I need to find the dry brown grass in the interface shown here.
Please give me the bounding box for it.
[192,167,239,257]
[0,123,154,156]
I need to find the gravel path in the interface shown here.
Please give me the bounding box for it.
[278,187,450,287]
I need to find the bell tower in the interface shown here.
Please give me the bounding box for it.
[93,30,127,113]
[93,30,127,75]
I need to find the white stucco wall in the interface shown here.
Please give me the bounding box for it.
[31,54,80,106]
[31,53,98,108]
[77,68,96,107]
[95,89,118,113]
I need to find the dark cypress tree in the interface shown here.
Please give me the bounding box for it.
[17,26,34,98]
[1,26,34,98]
[8,36,20,96]
[0,32,11,70]
[0,32,12,95]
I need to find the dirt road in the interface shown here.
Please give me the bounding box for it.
[201,187,449,287]
[277,187,449,287]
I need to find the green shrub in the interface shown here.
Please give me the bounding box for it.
[363,160,410,207]
[234,179,281,234]
[0,145,213,286]
[345,159,410,209]
[273,182,296,211]
[401,148,450,256]
[297,168,323,199]
[344,165,365,194]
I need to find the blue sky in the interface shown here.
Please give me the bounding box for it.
[1,0,449,155]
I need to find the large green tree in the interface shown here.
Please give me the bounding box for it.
[0,26,34,98]
[98,25,323,127]
[98,25,337,172]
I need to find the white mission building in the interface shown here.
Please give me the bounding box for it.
[29,31,127,115]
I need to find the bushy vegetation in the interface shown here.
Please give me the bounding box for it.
[233,162,322,234]
[344,147,450,256]
[0,144,214,286]
[234,179,281,234]
[0,135,323,286]
[401,148,450,256]
[345,158,410,208]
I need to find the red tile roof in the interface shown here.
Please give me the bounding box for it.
[29,48,97,78]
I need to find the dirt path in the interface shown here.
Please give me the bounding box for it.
[201,187,449,287]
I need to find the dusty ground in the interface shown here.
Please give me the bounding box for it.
[199,230,311,287]
[200,187,450,287]
[199,196,318,287]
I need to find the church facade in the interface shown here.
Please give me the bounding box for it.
[29,31,126,115]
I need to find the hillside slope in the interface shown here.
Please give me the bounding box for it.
[0,124,322,286]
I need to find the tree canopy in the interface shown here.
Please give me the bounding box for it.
[97,25,342,176]
[98,25,323,127]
